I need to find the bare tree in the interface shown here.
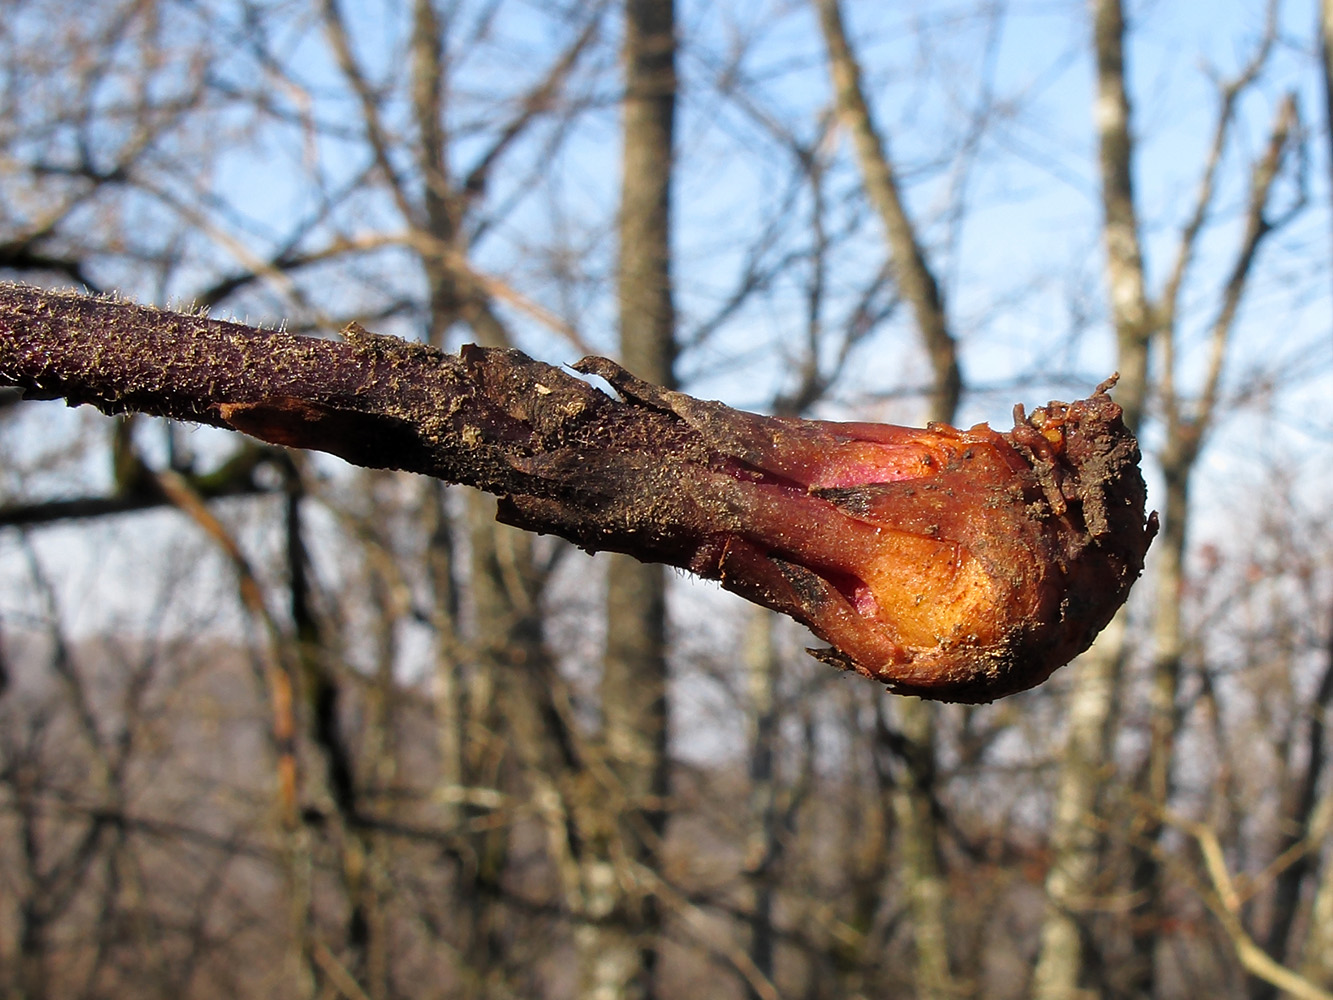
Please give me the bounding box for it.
[2,2,1330,997]
[813,0,964,993]
[1036,2,1308,995]
[573,0,679,996]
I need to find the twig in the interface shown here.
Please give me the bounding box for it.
[1169,814,1333,1000]
[0,283,1154,702]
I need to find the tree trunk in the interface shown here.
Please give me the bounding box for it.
[812,2,964,992]
[744,608,780,996]
[1260,606,1333,998]
[1032,1,1153,993]
[1323,0,1333,267]
[580,1,677,996]
[1307,0,1333,901]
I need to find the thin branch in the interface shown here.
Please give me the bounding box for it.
[1263,595,1333,983]
[311,940,375,1000]
[1158,0,1279,338]
[636,864,781,1000]
[320,0,420,229]
[813,0,960,424]
[1172,815,1333,1000]
[1162,91,1302,470]
[0,244,99,291]
[1193,93,1301,442]
[459,2,609,199]
[0,283,1154,702]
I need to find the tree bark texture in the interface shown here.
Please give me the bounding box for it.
[585,0,678,992]
[0,282,1153,705]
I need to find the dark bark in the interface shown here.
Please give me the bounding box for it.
[596,0,677,992]
[0,284,694,533]
[0,282,1153,703]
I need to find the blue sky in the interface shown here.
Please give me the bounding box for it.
[3,0,1331,661]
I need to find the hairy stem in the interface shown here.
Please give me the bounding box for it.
[0,283,1153,702]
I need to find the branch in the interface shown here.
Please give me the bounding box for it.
[1158,0,1279,337]
[0,283,1155,703]
[320,0,419,228]
[1195,93,1301,435]
[1323,0,1333,271]
[814,0,960,423]
[1091,0,1152,429]
[0,443,281,528]
[1174,815,1333,1000]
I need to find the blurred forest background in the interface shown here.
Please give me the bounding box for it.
[2,0,1333,997]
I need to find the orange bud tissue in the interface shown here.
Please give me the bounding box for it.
[576,363,1157,703]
